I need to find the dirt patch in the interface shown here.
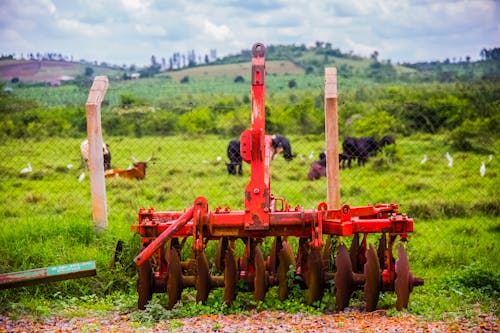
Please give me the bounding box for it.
[1,310,497,332]
[0,60,77,83]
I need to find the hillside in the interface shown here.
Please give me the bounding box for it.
[160,60,305,81]
[0,59,124,84]
[4,44,497,85]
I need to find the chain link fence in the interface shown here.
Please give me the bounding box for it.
[1,74,498,285]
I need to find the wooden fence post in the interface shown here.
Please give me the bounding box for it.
[324,68,341,210]
[85,76,109,231]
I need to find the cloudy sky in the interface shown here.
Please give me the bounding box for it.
[1,0,499,67]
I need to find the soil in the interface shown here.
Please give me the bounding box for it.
[1,310,497,332]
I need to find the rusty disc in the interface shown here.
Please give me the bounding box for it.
[277,240,295,301]
[305,248,324,306]
[364,244,380,311]
[137,259,153,310]
[215,237,228,273]
[223,247,237,306]
[196,250,211,304]
[395,245,410,310]
[335,244,354,311]
[166,247,182,309]
[350,233,360,272]
[253,245,267,302]
[215,238,223,273]
[377,234,387,269]
[269,236,281,275]
[322,235,332,270]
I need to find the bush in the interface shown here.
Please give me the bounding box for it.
[178,107,213,134]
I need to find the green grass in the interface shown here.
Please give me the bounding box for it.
[0,134,498,321]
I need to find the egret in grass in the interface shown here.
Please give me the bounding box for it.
[446,152,453,168]
[20,163,32,174]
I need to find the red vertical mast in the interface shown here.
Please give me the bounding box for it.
[240,43,271,230]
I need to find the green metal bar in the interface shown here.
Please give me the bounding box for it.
[0,261,96,290]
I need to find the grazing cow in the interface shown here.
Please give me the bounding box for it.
[226,140,242,175]
[80,139,112,170]
[308,152,327,180]
[104,156,151,180]
[342,136,379,168]
[307,152,349,180]
[380,135,396,147]
[271,135,294,161]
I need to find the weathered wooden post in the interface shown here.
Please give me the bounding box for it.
[85,76,109,231]
[324,67,340,209]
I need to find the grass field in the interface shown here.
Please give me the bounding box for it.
[0,134,498,319]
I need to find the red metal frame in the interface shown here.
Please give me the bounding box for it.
[132,43,413,283]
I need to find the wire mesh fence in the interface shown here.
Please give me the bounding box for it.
[0,108,499,227]
[0,74,498,258]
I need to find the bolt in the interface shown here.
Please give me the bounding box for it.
[254,188,260,194]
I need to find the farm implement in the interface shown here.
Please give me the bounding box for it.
[132,43,423,311]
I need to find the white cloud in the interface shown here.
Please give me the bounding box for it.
[135,23,166,36]
[0,0,498,65]
[203,19,233,41]
[56,18,111,38]
[121,0,151,14]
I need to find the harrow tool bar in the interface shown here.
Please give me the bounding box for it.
[132,42,423,311]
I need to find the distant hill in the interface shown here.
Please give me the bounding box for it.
[0,60,124,84]
[1,44,497,84]
[159,60,305,81]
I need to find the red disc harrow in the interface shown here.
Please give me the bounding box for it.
[132,43,423,311]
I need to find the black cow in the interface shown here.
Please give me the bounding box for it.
[307,152,349,180]
[380,135,396,147]
[226,140,242,175]
[342,137,379,168]
[271,135,294,161]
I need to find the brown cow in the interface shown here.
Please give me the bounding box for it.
[104,156,151,180]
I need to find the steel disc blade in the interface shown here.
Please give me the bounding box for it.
[253,246,267,302]
[223,247,237,306]
[277,240,295,301]
[269,236,280,275]
[137,260,153,310]
[364,244,380,312]
[377,234,387,269]
[215,238,224,273]
[305,248,324,306]
[350,233,360,272]
[323,236,332,270]
[166,247,182,309]
[335,244,354,311]
[196,250,211,304]
[395,245,410,310]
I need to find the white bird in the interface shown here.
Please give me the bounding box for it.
[420,155,427,164]
[488,154,493,163]
[445,152,453,168]
[66,164,73,169]
[216,156,222,162]
[78,172,85,182]
[299,154,305,161]
[308,151,314,160]
[20,163,32,174]
[480,161,486,177]
[201,160,208,164]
